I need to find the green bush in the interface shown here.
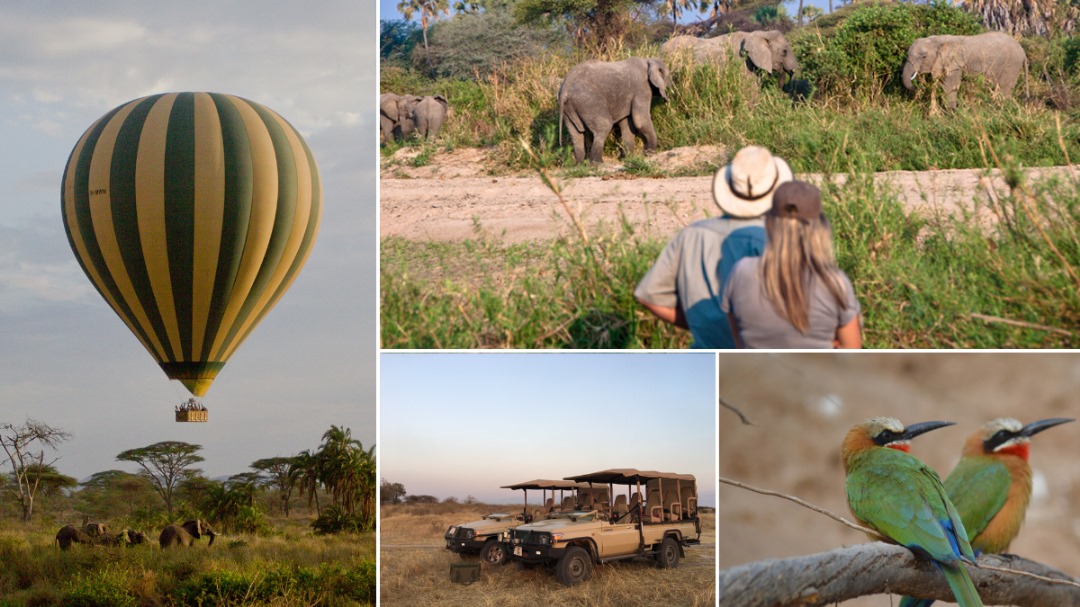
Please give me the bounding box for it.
[62,567,135,607]
[796,2,981,101]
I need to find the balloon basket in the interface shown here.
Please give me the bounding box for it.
[175,398,208,422]
[175,410,208,422]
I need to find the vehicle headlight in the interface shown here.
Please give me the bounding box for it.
[462,528,476,539]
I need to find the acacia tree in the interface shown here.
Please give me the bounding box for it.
[116,441,204,517]
[0,419,72,522]
[252,456,298,517]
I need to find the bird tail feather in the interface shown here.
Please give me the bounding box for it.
[942,562,983,607]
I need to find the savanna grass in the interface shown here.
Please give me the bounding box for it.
[0,525,375,607]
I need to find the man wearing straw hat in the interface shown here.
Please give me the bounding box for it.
[635,145,793,348]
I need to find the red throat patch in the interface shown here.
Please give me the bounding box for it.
[886,444,911,453]
[997,442,1030,460]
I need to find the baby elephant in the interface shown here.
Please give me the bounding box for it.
[414,95,449,139]
[159,519,218,549]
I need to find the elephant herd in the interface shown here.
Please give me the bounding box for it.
[380,93,450,143]
[380,30,1027,165]
[54,519,217,550]
[558,30,1026,164]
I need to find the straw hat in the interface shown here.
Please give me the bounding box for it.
[712,146,793,218]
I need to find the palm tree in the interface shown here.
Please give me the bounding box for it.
[962,0,1073,35]
[315,425,377,530]
[398,0,451,74]
[290,450,322,515]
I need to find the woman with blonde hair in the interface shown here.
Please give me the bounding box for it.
[721,180,862,348]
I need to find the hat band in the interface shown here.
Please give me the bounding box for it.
[728,168,780,201]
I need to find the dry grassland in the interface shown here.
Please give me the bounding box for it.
[380,503,716,606]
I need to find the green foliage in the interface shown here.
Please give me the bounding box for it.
[62,567,136,607]
[381,218,689,348]
[795,2,982,100]
[171,561,375,606]
[311,505,365,535]
[381,19,422,68]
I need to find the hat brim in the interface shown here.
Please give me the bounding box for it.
[712,156,794,218]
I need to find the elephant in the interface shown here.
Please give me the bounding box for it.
[662,32,799,89]
[159,519,218,549]
[104,528,149,546]
[83,522,109,537]
[414,95,449,139]
[55,525,95,550]
[380,92,422,143]
[558,57,671,164]
[902,32,1027,109]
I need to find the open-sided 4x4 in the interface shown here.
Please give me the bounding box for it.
[444,479,590,565]
[502,468,701,586]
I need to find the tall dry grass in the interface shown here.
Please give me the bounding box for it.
[379,502,716,606]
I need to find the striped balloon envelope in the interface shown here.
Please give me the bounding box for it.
[61,92,321,398]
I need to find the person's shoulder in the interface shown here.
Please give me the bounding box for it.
[686,216,764,235]
[730,254,760,275]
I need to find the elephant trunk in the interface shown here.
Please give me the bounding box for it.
[901,62,917,91]
[206,530,216,546]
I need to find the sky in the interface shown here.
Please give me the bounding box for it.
[380,353,718,507]
[0,2,377,482]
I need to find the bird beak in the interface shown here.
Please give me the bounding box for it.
[901,420,956,441]
[1019,417,1074,438]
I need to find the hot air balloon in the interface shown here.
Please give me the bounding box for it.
[61,92,321,408]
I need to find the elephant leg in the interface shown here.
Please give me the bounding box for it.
[616,117,635,158]
[566,123,587,164]
[588,122,611,164]
[942,69,962,109]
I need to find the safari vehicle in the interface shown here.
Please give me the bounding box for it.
[445,479,593,566]
[502,469,700,586]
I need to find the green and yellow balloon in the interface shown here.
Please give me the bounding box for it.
[61,92,321,397]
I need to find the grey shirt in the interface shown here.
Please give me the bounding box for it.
[721,256,861,349]
[635,217,766,349]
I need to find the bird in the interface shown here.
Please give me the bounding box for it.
[843,417,983,607]
[900,417,1073,607]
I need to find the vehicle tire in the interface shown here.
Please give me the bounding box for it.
[555,546,593,586]
[656,537,680,569]
[480,539,508,566]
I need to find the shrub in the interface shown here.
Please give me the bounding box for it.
[62,567,135,607]
[796,2,981,101]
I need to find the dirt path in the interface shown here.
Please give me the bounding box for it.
[380,146,1077,243]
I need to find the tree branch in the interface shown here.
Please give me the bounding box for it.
[719,542,1080,607]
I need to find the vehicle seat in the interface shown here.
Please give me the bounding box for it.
[562,496,576,510]
[545,497,556,512]
[613,495,628,520]
[681,487,697,518]
[646,489,664,523]
[664,490,682,521]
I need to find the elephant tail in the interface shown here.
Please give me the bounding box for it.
[558,85,565,149]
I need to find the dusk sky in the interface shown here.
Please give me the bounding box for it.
[0,2,377,481]
[380,353,718,506]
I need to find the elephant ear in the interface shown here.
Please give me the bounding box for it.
[381,97,400,121]
[929,41,954,79]
[744,33,774,73]
[433,94,449,109]
[648,58,669,101]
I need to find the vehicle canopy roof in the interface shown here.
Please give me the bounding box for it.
[500,479,590,491]
[564,469,696,485]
